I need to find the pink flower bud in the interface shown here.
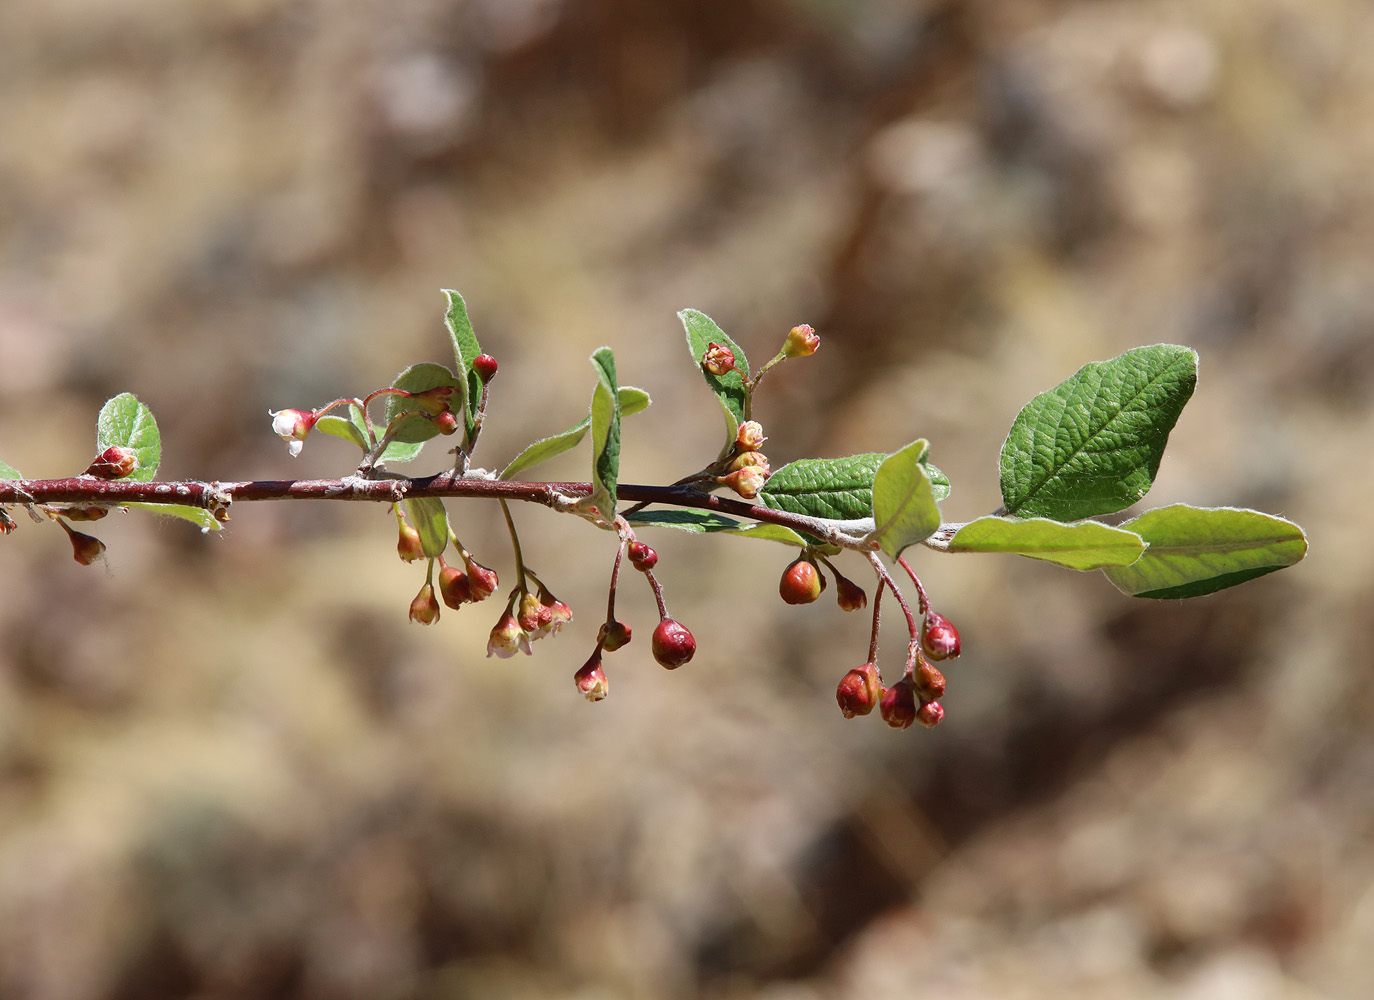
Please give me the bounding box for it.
[628,542,657,572]
[487,612,532,658]
[539,588,573,635]
[736,421,767,452]
[82,445,136,480]
[597,620,633,652]
[438,565,471,608]
[879,679,918,730]
[703,342,736,377]
[916,700,945,727]
[409,583,441,625]
[473,354,499,382]
[921,611,961,661]
[433,410,459,435]
[651,618,696,669]
[465,559,499,601]
[574,653,609,702]
[782,324,819,358]
[269,408,316,457]
[836,662,882,718]
[397,523,425,563]
[719,465,768,500]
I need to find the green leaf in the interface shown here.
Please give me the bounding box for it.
[949,516,1146,570]
[126,503,223,532]
[625,508,809,546]
[316,415,367,451]
[403,497,449,559]
[501,386,651,481]
[1103,504,1307,599]
[442,289,483,434]
[872,439,940,557]
[1000,345,1198,520]
[923,460,951,503]
[0,459,19,479]
[761,453,884,521]
[589,347,621,521]
[679,309,750,439]
[96,393,160,481]
[383,363,462,453]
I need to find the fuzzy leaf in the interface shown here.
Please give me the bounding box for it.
[761,453,884,521]
[96,393,160,481]
[1000,345,1197,520]
[501,386,650,480]
[679,309,750,439]
[383,363,462,451]
[625,508,809,546]
[949,516,1146,570]
[442,289,483,435]
[315,415,367,451]
[0,459,19,479]
[403,497,449,558]
[871,439,940,557]
[126,503,223,532]
[1103,504,1307,598]
[589,347,621,522]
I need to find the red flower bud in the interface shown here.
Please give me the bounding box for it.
[473,354,499,382]
[703,342,736,377]
[597,620,632,652]
[836,662,882,718]
[409,583,440,625]
[782,324,820,358]
[916,700,945,727]
[82,445,136,480]
[736,421,766,452]
[465,559,499,601]
[921,611,961,661]
[913,657,946,701]
[879,679,918,730]
[628,542,657,572]
[397,523,425,563]
[574,654,609,702]
[835,574,867,612]
[779,558,823,605]
[651,618,696,669]
[438,565,471,608]
[433,410,459,435]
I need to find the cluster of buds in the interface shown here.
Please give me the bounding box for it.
[777,552,867,613]
[488,581,572,657]
[717,421,771,500]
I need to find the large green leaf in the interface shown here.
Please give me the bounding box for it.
[679,309,750,441]
[442,289,483,435]
[1103,504,1307,598]
[761,453,884,521]
[589,347,621,522]
[1000,345,1197,520]
[871,439,940,557]
[96,393,160,481]
[501,387,649,480]
[949,516,1145,570]
[403,497,449,558]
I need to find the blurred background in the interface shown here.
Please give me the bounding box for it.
[0,1,1368,997]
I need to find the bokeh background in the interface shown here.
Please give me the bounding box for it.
[0,1,1369,998]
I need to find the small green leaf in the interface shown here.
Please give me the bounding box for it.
[442,289,483,434]
[949,516,1146,570]
[0,459,20,479]
[679,308,750,433]
[1000,344,1198,520]
[872,439,940,557]
[761,453,884,521]
[501,386,650,480]
[316,415,367,451]
[625,508,809,546]
[127,503,223,532]
[729,522,810,547]
[403,497,449,558]
[96,393,160,481]
[924,460,951,503]
[383,364,462,459]
[1103,504,1307,598]
[589,347,621,522]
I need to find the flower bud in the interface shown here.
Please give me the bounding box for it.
[397,523,425,563]
[779,558,823,605]
[409,583,440,625]
[473,354,499,382]
[736,421,766,452]
[538,588,573,635]
[487,612,532,658]
[597,620,632,652]
[835,574,867,612]
[574,654,609,702]
[269,408,316,457]
[703,342,736,377]
[836,663,882,718]
[879,679,918,730]
[920,611,961,661]
[628,542,657,572]
[433,410,459,435]
[518,591,553,634]
[719,465,768,500]
[438,565,471,608]
[726,451,770,474]
[913,657,946,701]
[0,509,16,535]
[651,618,696,669]
[63,523,106,565]
[916,700,945,727]
[782,324,820,358]
[465,559,499,601]
[82,445,136,480]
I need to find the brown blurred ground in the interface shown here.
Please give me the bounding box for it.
[0,1,1369,998]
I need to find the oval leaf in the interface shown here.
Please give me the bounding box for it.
[950,516,1145,570]
[589,347,621,522]
[403,497,449,558]
[1000,344,1197,520]
[316,414,367,451]
[96,393,160,481]
[502,386,650,480]
[872,439,940,557]
[679,308,750,428]
[442,289,481,432]
[626,508,809,547]
[761,453,884,521]
[1103,504,1307,598]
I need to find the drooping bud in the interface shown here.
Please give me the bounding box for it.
[465,559,499,601]
[719,465,768,500]
[835,573,867,612]
[702,342,736,377]
[433,410,459,435]
[736,421,767,452]
[916,700,945,727]
[473,354,499,382]
[409,583,441,625]
[269,408,316,457]
[836,662,882,718]
[913,657,946,701]
[438,565,471,608]
[782,324,820,358]
[82,445,136,480]
[597,620,632,652]
[879,679,918,730]
[518,591,553,635]
[628,542,657,572]
[574,653,609,702]
[397,523,425,563]
[920,611,961,661]
[538,588,573,635]
[487,612,532,658]
[779,558,823,605]
[651,618,696,669]
[726,451,770,474]
[61,521,106,565]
